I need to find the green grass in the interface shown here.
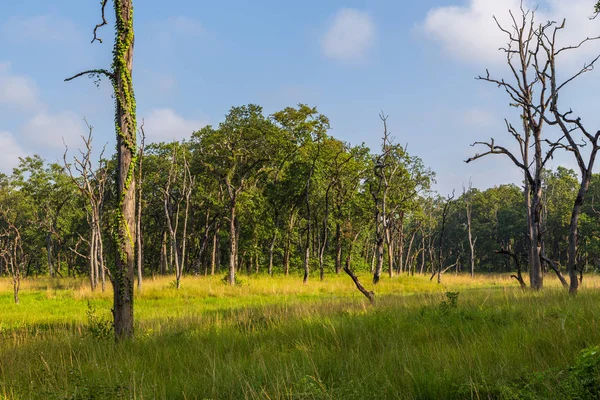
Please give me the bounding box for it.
[1,273,600,399]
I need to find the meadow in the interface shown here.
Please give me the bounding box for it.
[1,273,600,399]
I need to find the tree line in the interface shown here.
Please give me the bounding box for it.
[5,103,600,300]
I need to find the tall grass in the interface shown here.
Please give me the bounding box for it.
[1,273,599,399]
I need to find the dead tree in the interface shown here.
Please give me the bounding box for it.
[343,231,375,304]
[163,146,194,289]
[370,113,401,284]
[64,122,108,292]
[534,20,600,294]
[466,7,565,290]
[65,0,137,341]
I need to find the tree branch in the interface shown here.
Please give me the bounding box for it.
[92,0,109,44]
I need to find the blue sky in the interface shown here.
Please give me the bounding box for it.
[2,0,600,193]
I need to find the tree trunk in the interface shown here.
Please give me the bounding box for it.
[211,222,219,275]
[160,230,168,274]
[373,216,385,284]
[528,183,544,290]
[46,233,55,277]
[112,0,137,341]
[268,230,277,276]
[89,229,97,291]
[568,181,589,294]
[228,199,237,285]
[136,145,144,291]
[335,223,342,274]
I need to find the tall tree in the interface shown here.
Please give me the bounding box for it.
[194,105,279,285]
[65,0,137,340]
[466,7,564,290]
[539,19,600,293]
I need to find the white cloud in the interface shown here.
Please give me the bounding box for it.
[142,108,206,143]
[322,9,376,63]
[0,63,42,111]
[421,0,600,67]
[2,14,79,43]
[20,111,86,151]
[0,131,26,173]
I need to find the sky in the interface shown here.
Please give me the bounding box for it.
[2,0,600,194]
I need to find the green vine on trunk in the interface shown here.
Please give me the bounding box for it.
[111,1,137,266]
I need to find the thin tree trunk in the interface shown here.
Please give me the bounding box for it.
[46,233,55,277]
[335,223,342,274]
[211,221,219,276]
[268,230,277,276]
[228,199,237,285]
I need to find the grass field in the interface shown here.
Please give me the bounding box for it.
[1,273,600,399]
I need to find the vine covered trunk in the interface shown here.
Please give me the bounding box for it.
[112,0,137,341]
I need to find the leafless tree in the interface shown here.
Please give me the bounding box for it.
[64,122,109,292]
[163,145,194,289]
[533,19,600,294]
[466,7,566,290]
[370,113,401,283]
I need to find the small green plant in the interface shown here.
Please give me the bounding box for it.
[85,301,113,340]
[437,291,460,315]
[445,291,459,307]
[220,274,244,286]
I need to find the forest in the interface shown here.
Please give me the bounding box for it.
[4,1,600,399]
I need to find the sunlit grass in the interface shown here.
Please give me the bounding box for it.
[1,272,600,399]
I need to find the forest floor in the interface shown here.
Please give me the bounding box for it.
[1,273,600,399]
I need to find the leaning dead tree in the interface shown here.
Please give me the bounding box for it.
[536,19,600,294]
[65,0,138,340]
[466,7,566,290]
[496,245,527,289]
[343,230,375,304]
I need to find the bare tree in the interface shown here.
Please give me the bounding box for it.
[370,113,401,283]
[163,145,194,289]
[466,7,564,290]
[64,122,108,292]
[535,19,600,294]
